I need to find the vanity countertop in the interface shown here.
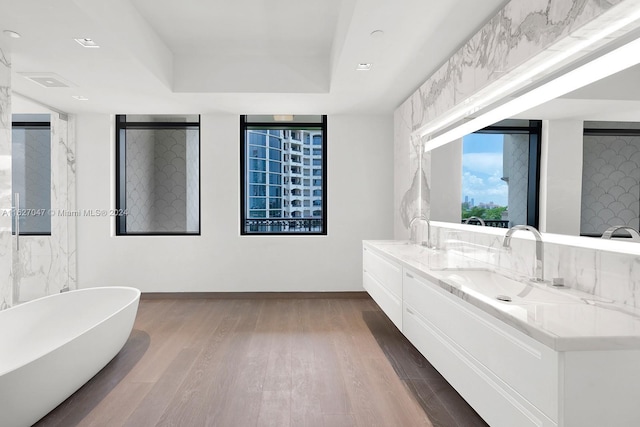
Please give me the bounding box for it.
[364,240,640,351]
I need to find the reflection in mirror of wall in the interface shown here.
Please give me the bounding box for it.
[581,122,640,237]
[419,25,640,243]
[460,120,541,229]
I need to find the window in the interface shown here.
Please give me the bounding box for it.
[116,115,200,235]
[241,115,327,234]
[461,120,541,228]
[12,114,51,235]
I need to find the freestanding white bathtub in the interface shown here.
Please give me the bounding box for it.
[0,286,141,427]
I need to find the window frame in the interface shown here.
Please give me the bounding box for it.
[465,120,542,228]
[240,115,327,236]
[115,115,202,236]
[11,119,52,236]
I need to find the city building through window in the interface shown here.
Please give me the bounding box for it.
[461,120,541,228]
[241,115,327,235]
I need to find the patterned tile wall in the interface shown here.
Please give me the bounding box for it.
[186,129,199,233]
[126,129,155,232]
[505,134,529,227]
[126,128,198,233]
[17,128,51,233]
[152,129,188,232]
[581,134,640,234]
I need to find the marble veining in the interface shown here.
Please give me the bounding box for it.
[394,0,634,237]
[365,240,640,351]
[405,0,627,136]
[4,113,77,306]
[394,0,640,324]
[0,40,11,309]
[431,222,640,312]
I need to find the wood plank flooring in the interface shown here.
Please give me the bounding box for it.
[35,295,487,427]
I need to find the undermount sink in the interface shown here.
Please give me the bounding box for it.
[441,270,580,305]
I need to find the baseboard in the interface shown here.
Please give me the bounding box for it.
[141,291,369,300]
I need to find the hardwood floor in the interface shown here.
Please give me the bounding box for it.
[35,295,487,427]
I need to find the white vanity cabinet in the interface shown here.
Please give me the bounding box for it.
[403,269,557,427]
[362,242,640,427]
[362,245,403,330]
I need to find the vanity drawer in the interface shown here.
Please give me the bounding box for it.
[363,271,402,330]
[363,247,402,297]
[403,303,557,427]
[403,270,558,420]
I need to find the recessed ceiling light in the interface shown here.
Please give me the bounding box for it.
[72,95,89,101]
[74,38,100,48]
[356,63,372,71]
[273,115,294,121]
[3,30,21,39]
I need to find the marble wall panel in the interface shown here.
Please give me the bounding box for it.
[394,0,640,311]
[433,222,640,309]
[65,116,77,290]
[395,1,630,236]
[0,39,11,309]
[13,113,76,302]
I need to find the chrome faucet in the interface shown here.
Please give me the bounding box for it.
[464,216,486,226]
[601,225,640,242]
[409,215,432,248]
[502,225,544,282]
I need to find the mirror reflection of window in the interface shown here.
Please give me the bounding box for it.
[461,120,541,228]
[581,121,640,237]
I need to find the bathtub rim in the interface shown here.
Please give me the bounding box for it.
[0,286,141,377]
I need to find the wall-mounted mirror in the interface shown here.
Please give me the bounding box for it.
[427,38,640,241]
[512,62,640,238]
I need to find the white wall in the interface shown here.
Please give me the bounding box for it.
[430,138,462,222]
[540,120,583,235]
[76,113,393,292]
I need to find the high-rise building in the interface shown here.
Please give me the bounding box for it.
[246,128,323,220]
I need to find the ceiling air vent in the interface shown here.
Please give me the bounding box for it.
[19,73,76,88]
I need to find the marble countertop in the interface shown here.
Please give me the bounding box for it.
[364,240,640,351]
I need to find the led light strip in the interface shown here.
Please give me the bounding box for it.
[415,3,640,147]
[423,32,640,152]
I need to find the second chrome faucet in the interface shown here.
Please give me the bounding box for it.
[409,215,432,248]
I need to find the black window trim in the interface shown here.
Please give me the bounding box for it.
[470,120,542,229]
[11,119,52,236]
[240,115,328,236]
[115,114,202,236]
